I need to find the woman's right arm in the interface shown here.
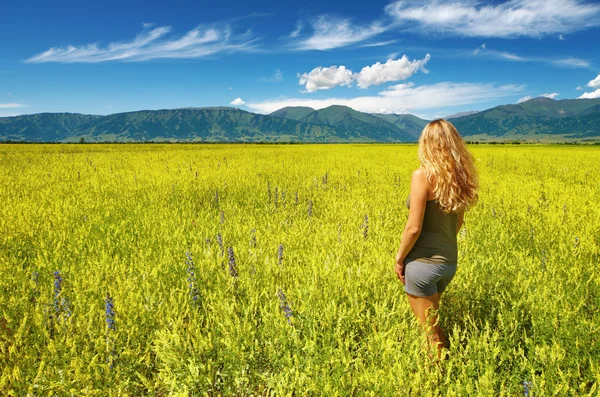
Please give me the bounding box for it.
[456,209,465,234]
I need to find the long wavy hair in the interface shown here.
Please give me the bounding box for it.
[418,119,479,213]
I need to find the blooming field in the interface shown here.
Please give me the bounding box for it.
[0,143,599,396]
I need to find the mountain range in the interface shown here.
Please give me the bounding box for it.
[1,97,600,143]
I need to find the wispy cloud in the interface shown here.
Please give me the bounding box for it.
[385,0,600,38]
[247,81,524,114]
[260,69,283,83]
[230,12,273,22]
[292,16,388,50]
[0,103,26,109]
[290,21,303,38]
[540,92,560,99]
[359,40,398,48]
[517,92,560,103]
[517,95,534,103]
[473,43,486,55]
[0,103,27,117]
[26,25,258,63]
[552,57,591,68]
[473,44,591,68]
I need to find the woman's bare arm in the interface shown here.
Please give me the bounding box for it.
[395,169,428,267]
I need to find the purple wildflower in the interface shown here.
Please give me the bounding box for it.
[186,251,200,305]
[216,233,224,256]
[228,247,238,278]
[277,288,293,324]
[523,380,533,396]
[105,294,116,332]
[278,244,284,265]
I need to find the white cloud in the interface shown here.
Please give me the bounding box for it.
[230,97,246,105]
[575,75,600,98]
[359,40,398,48]
[355,53,430,88]
[385,0,600,38]
[298,65,354,92]
[540,92,559,99]
[293,16,388,50]
[473,43,486,55]
[587,74,600,88]
[517,93,559,103]
[559,34,566,40]
[578,89,600,99]
[517,95,534,103]
[0,103,25,109]
[576,86,583,90]
[499,52,529,62]
[552,57,591,68]
[298,54,430,92]
[261,69,283,83]
[26,25,258,63]
[247,81,524,114]
[290,21,303,38]
[472,44,590,68]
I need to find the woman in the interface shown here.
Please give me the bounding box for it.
[394,119,478,359]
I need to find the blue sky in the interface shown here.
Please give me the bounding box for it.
[2,0,600,119]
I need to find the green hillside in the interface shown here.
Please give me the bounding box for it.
[299,105,414,141]
[452,97,600,137]
[75,107,345,142]
[371,113,429,139]
[1,97,600,143]
[0,113,101,142]
[269,106,315,121]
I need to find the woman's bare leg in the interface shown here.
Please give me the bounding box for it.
[406,292,447,358]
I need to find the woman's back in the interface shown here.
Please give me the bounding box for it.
[405,194,458,265]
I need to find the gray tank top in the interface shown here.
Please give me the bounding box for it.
[405,194,458,265]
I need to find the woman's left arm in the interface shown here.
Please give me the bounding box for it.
[394,169,428,284]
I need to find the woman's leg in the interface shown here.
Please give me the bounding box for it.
[406,292,447,358]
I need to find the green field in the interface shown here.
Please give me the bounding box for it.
[1,144,599,396]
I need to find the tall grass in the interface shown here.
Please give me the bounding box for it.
[0,143,598,396]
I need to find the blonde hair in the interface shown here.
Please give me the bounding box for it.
[418,119,479,213]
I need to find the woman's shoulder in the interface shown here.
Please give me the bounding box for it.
[411,167,427,180]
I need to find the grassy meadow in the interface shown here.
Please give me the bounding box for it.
[0,143,599,396]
